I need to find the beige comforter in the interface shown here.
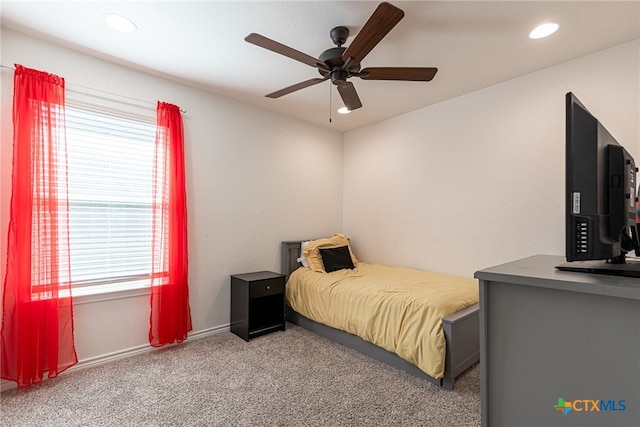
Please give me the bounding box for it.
[286,262,479,379]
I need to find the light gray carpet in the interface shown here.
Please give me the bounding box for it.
[0,323,480,426]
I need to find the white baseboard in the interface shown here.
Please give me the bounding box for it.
[1,324,230,392]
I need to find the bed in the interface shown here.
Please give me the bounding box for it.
[281,237,480,390]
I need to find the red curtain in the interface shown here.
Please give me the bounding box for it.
[1,65,77,387]
[149,102,192,347]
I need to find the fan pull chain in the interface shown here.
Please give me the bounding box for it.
[329,83,332,123]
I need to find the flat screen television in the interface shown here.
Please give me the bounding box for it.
[557,92,640,278]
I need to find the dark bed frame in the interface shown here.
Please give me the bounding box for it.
[281,241,480,390]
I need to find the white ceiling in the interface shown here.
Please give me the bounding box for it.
[1,1,639,132]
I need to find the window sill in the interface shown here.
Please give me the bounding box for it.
[72,282,150,305]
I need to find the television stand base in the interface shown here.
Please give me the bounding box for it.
[556,259,640,278]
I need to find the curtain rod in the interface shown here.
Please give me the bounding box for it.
[1,64,187,114]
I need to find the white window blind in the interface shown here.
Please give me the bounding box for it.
[65,105,158,295]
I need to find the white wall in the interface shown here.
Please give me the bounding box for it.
[0,28,344,365]
[343,40,640,278]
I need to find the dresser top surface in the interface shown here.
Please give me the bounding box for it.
[475,255,640,300]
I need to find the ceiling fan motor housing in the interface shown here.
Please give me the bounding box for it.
[319,47,346,68]
[319,46,361,85]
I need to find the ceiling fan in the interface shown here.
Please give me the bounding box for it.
[245,2,438,112]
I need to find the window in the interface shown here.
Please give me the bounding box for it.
[65,104,158,296]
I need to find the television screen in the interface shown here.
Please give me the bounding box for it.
[557,92,640,278]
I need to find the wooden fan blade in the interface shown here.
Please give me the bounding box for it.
[266,77,328,98]
[341,2,404,65]
[337,82,363,111]
[245,33,327,70]
[359,67,438,81]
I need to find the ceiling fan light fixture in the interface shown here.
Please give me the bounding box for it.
[104,13,137,33]
[529,22,559,39]
[338,107,351,114]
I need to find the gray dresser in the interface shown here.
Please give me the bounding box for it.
[475,255,639,427]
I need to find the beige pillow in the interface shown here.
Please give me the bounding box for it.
[303,233,358,273]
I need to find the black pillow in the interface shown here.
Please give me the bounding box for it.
[319,245,355,273]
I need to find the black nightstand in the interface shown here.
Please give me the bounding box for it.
[230,271,286,341]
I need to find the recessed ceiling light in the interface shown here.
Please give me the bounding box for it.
[104,13,137,33]
[529,22,559,39]
[338,107,351,114]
